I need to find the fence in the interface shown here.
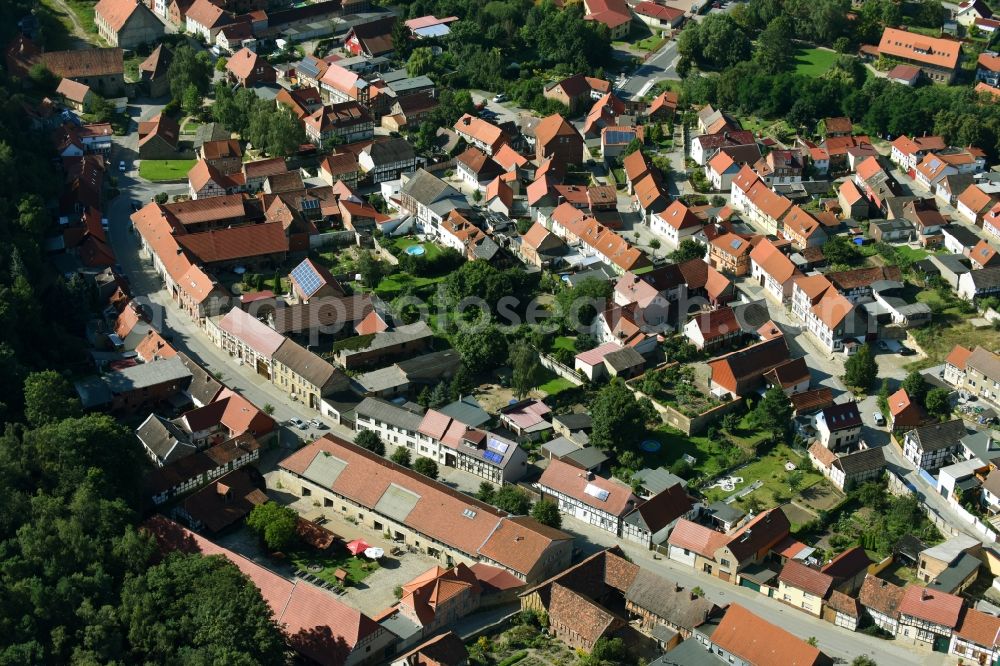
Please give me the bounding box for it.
[538,353,583,386]
[627,381,744,436]
[309,230,354,249]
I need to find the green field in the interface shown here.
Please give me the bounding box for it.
[794,47,838,77]
[537,372,575,396]
[552,336,577,352]
[139,159,198,182]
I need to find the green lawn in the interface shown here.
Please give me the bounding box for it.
[286,546,379,587]
[181,118,203,135]
[139,159,198,182]
[393,236,444,261]
[894,246,929,262]
[700,444,822,506]
[374,272,444,298]
[536,370,575,396]
[793,47,839,77]
[552,336,577,352]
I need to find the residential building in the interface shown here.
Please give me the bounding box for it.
[957,183,1000,225]
[958,265,1000,300]
[137,113,180,160]
[891,135,948,173]
[582,0,632,39]
[902,420,968,471]
[859,575,906,635]
[697,603,830,665]
[650,200,702,249]
[344,16,396,58]
[209,307,285,380]
[917,536,981,594]
[535,113,583,171]
[542,74,611,112]
[633,2,684,31]
[95,0,164,48]
[708,233,753,276]
[777,560,833,617]
[690,130,755,167]
[978,51,1000,87]
[453,113,508,155]
[185,0,232,42]
[139,43,172,97]
[535,460,639,536]
[304,102,373,148]
[898,585,964,648]
[225,47,275,87]
[888,388,927,430]
[815,401,862,451]
[74,356,192,412]
[877,27,961,83]
[749,238,799,302]
[707,335,791,397]
[278,435,573,583]
[950,608,1000,665]
[621,483,695,549]
[271,339,348,411]
[358,138,417,185]
[807,444,886,491]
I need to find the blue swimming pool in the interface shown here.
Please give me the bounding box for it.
[405,245,426,256]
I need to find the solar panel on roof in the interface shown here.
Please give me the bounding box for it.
[487,438,509,454]
[290,261,324,297]
[730,239,742,249]
[482,451,503,464]
[583,483,610,501]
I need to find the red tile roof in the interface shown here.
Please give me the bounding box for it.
[779,559,833,598]
[668,519,728,558]
[899,584,963,628]
[176,222,287,264]
[879,27,961,70]
[956,607,1000,647]
[538,459,639,517]
[712,604,826,666]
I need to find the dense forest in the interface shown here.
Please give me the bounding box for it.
[0,3,288,662]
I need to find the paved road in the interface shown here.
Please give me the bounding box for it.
[561,516,950,665]
[617,40,681,99]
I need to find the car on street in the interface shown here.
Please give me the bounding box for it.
[289,417,308,430]
[492,93,507,103]
[873,411,886,426]
[309,418,326,429]
[119,160,127,172]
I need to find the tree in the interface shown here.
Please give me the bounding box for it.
[531,499,562,529]
[669,239,706,263]
[493,485,532,514]
[844,344,877,389]
[925,387,952,419]
[476,481,496,503]
[23,370,81,427]
[413,456,439,479]
[119,553,286,664]
[390,447,412,467]
[181,83,202,117]
[358,251,386,289]
[454,325,508,375]
[901,370,928,405]
[246,501,299,551]
[84,94,115,123]
[752,385,792,435]
[509,341,540,399]
[266,106,306,156]
[407,46,434,77]
[167,44,211,104]
[787,470,804,494]
[28,62,58,92]
[851,656,878,666]
[554,277,611,331]
[215,56,228,72]
[590,379,649,452]
[754,15,795,74]
[355,430,386,456]
[449,366,474,400]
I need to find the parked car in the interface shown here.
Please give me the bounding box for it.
[492,93,507,103]
[309,418,326,430]
[119,160,127,172]
[898,345,916,356]
[873,411,886,426]
[289,418,308,430]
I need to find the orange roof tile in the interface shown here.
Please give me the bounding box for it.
[712,604,825,666]
[879,27,960,70]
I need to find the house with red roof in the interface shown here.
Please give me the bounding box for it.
[453,113,508,156]
[646,89,679,122]
[708,335,791,397]
[709,232,754,276]
[690,129,756,166]
[898,585,964,647]
[978,51,1000,87]
[535,113,583,171]
[878,27,961,84]
[888,388,928,430]
[957,182,1000,225]
[750,238,799,302]
[735,172,793,234]
[683,306,742,351]
[701,603,830,666]
[225,47,275,88]
[583,0,632,39]
[185,0,233,41]
[890,134,948,173]
[650,199,702,248]
[542,74,612,112]
[95,0,163,48]
[536,459,640,535]
[633,2,684,30]
[950,607,1000,664]
[777,559,834,617]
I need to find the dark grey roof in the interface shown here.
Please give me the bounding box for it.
[194,122,230,149]
[272,339,343,392]
[833,446,886,476]
[177,352,223,406]
[624,569,718,632]
[564,265,614,287]
[907,419,968,453]
[553,412,592,431]
[634,467,688,493]
[438,395,490,427]
[563,446,609,470]
[400,168,459,205]
[926,552,981,593]
[932,253,972,274]
[136,414,195,464]
[604,347,645,372]
[969,266,1000,289]
[355,396,424,430]
[962,431,1000,462]
[707,500,746,525]
[366,137,416,165]
[397,348,462,381]
[942,225,983,248]
[542,436,581,458]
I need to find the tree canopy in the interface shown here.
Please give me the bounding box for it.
[247,501,299,551]
[589,379,650,453]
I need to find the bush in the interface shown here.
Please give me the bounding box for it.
[497,652,528,666]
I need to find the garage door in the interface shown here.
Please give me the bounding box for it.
[740,579,760,592]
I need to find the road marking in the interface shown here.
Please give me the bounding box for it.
[637,80,655,97]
